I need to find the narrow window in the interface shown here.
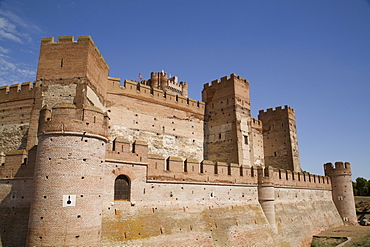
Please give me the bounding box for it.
[60,59,64,67]
[244,135,248,145]
[184,159,188,172]
[112,138,116,151]
[114,175,130,201]
[165,157,170,171]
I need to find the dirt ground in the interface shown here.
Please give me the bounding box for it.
[314,225,370,246]
[312,197,370,246]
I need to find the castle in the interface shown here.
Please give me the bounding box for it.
[0,35,357,246]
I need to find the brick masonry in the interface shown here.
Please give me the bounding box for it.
[0,35,357,246]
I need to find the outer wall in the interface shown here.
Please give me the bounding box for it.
[101,162,343,247]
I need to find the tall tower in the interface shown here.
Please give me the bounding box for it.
[324,162,357,225]
[36,35,109,107]
[203,74,262,166]
[258,106,300,171]
[27,104,108,245]
[27,35,110,245]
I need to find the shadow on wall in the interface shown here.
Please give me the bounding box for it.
[0,146,36,246]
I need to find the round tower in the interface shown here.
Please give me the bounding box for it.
[257,166,277,232]
[27,104,108,245]
[324,162,357,225]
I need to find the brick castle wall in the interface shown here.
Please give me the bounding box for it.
[0,35,355,246]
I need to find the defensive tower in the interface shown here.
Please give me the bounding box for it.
[36,35,109,106]
[202,74,262,166]
[27,104,108,245]
[324,162,357,225]
[148,71,188,97]
[258,106,300,171]
[257,166,277,231]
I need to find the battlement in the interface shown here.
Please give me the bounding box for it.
[203,73,249,89]
[38,103,108,140]
[146,155,331,189]
[0,81,41,103]
[103,140,330,189]
[151,71,168,78]
[250,117,262,128]
[167,76,187,87]
[40,35,109,71]
[324,162,352,176]
[107,79,204,115]
[258,105,295,115]
[0,149,35,179]
[37,35,110,103]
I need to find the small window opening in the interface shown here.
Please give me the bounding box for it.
[244,135,248,145]
[165,157,170,171]
[114,175,130,201]
[184,159,188,172]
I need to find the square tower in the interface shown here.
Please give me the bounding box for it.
[258,106,301,171]
[202,74,264,166]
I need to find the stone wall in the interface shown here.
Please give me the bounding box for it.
[106,80,204,161]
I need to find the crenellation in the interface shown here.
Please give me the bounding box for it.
[110,79,204,114]
[57,35,75,42]
[105,138,333,190]
[0,81,41,103]
[259,105,295,115]
[324,161,352,175]
[0,85,9,94]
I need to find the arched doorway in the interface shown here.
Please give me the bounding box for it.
[114,175,130,200]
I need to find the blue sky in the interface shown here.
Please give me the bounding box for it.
[0,0,369,180]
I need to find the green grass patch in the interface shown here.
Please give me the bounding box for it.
[346,233,370,247]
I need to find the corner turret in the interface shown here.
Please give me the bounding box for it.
[27,104,108,245]
[324,162,357,225]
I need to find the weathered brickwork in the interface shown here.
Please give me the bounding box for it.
[0,35,357,246]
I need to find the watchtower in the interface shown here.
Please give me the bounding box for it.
[324,162,357,225]
[27,104,108,245]
[36,35,109,106]
[258,106,300,171]
[149,71,188,97]
[202,74,254,165]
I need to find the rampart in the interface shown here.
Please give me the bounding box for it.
[107,78,204,116]
[106,139,331,190]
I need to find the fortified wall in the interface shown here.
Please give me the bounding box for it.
[0,35,357,247]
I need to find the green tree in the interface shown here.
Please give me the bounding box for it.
[353,181,359,196]
[356,177,369,196]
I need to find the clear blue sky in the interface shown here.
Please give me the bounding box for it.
[0,0,369,180]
